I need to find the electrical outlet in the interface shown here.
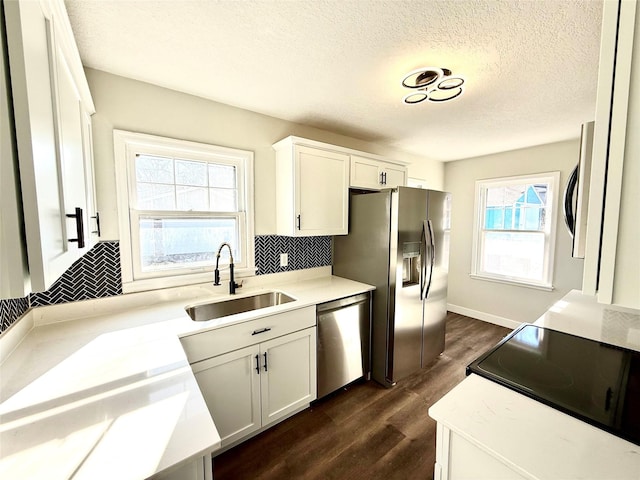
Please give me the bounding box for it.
[280,253,288,267]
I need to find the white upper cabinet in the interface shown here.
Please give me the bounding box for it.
[274,136,350,236]
[3,0,97,295]
[350,155,407,190]
[583,0,639,309]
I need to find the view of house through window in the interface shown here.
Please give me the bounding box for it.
[472,172,559,289]
[114,130,254,292]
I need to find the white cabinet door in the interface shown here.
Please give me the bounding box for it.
[50,32,90,256]
[3,0,96,293]
[5,0,69,292]
[350,155,383,189]
[384,163,407,188]
[435,424,528,480]
[260,327,317,427]
[350,154,407,190]
[274,137,349,236]
[295,145,349,235]
[583,0,639,309]
[192,345,261,446]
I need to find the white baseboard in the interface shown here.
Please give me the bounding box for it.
[447,304,522,330]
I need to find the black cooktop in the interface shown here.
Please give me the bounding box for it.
[467,324,640,446]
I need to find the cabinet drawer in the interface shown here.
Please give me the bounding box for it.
[180,306,316,364]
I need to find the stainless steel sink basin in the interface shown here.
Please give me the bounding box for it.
[185,291,296,321]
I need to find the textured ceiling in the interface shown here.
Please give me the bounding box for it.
[64,0,603,162]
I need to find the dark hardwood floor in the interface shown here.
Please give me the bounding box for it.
[213,312,511,480]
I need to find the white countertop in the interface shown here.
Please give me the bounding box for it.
[0,270,374,479]
[429,290,640,479]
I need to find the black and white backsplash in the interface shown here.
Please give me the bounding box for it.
[0,235,332,333]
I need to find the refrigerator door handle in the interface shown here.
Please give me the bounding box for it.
[420,221,427,299]
[422,220,435,300]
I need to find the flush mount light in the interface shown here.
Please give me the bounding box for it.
[401,67,465,104]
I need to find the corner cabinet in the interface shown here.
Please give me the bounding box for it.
[350,155,407,190]
[2,0,98,296]
[181,306,317,451]
[273,136,350,236]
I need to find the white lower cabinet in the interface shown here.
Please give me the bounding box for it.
[192,345,261,446]
[434,424,527,480]
[190,322,316,449]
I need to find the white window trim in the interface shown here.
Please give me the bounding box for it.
[470,172,560,291]
[114,130,255,293]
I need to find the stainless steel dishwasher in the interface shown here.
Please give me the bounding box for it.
[316,292,371,399]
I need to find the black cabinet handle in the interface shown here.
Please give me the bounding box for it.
[379,171,384,185]
[66,207,85,248]
[383,171,387,185]
[252,327,272,336]
[296,214,301,230]
[255,354,260,374]
[91,211,101,237]
[263,352,268,372]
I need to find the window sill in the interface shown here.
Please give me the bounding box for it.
[122,267,257,294]
[469,273,554,292]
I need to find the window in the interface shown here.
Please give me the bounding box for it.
[114,130,254,292]
[471,172,560,290]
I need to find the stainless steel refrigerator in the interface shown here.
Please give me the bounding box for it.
[333,187,450,387]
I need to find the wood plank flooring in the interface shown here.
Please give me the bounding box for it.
[213,312,511,480]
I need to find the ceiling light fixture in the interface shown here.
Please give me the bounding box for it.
[401,67,465,104]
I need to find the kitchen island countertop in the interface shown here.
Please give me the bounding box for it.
[429,290,640,479]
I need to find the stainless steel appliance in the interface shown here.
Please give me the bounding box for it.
[563,121,594,258]
[333,187,451,387]
[316,292,371,398]
[468,324,640,446]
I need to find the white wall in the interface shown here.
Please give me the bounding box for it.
[445,140,585,326]
[86,68,444,239]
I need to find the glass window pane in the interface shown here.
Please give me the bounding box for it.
[138,217,238,272]
[485,187,505,207]
[177,186,208,211]
[523,207,544,230]
[209,164,236,188]
[481,231,545,281]
[137,183,175,210]
[505,184,526,206]
[210,188,237,212]
[136,155,174,184]
[176,159,207,187]
[485,207,504,229]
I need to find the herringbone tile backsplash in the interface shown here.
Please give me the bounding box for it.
[30,241,122,307]
[0,236,332,333]
[255,235,332,274]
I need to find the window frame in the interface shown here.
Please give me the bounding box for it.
[114,130,255,293]
[470,172,560,291]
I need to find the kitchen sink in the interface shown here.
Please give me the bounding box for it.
[185,291,296,321]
